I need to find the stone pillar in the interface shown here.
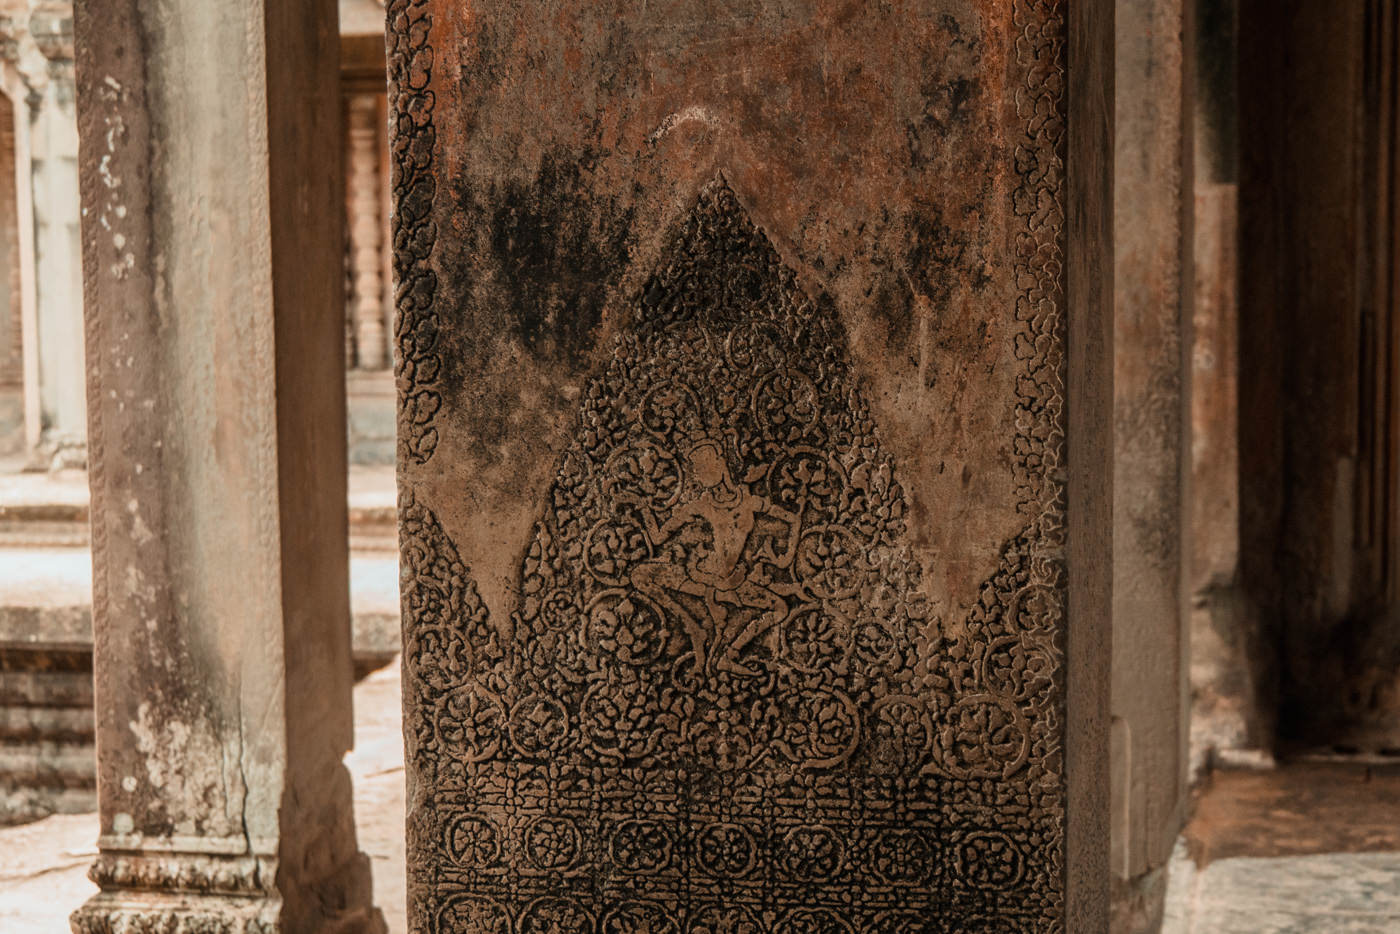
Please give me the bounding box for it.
[348,92,387,371]
[392,0,1112,929]
[340,29,395,465]
[1238,0,1400,752]
[1110,0,1191,929]
[0,3,87,468]
[0,87,22,455]
[1188,0,1250,768]
[71,0,384,931]
[30,40,85,468]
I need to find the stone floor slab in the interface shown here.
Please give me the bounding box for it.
[0,812,98,934]
[1165,848,1400,933]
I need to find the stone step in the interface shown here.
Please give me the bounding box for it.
[0,549,401,664]
[0,742,95,786]
[0,707,94,743]
[0,787,95,825]
[0,467,398,551]
[0,672,93,709]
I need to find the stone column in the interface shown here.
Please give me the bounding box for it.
[1189,0,1249,768]
[71,1,383,932]
[0,88,22,455]
[1238,0,1398,752]
[347,92,386,371]
[1110,0,1191,929]
[0,3,88,468]
[392,0,1112,929]
[30,47,86,468]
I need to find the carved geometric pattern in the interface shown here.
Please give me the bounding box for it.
[402,178,1066,932]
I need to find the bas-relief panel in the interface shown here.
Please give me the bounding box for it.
[392,1,1068,931]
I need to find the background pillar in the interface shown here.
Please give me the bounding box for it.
[347,92,387,372]
[1110,0,1192,928]
[29,33,84,469]
[1238,0,1400,754]
[1188,0,1250,768]
[70,0,383,931]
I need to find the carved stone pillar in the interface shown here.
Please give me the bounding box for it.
[391,0,1113,929]
[71,0,384,931]
[348,92,387,371]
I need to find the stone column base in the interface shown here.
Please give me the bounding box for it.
[68,848,386,934]
[70,891,281,934]
[68,848,279,934]
[71,892,388,934]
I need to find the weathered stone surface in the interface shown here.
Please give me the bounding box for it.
[394,1,1111,930]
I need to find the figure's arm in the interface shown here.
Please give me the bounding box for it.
[611,492,670,544]
[760,494,806,569]
[656,505,696,542]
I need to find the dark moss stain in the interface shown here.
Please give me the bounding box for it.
[905,21,980,170]
[470,148,637,370]
[868,198,996,381]
[906,207,969,306]
[870,278,915,357]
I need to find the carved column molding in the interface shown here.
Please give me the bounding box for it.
[71,0,384,932]
[348,92,387,370]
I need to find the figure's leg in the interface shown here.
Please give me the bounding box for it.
[716,583,788,675]
[630,562,710,668]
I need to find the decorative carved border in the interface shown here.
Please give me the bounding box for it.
[1008,0,1070,924]
[388,0,442,466]
[87,851,275,897]
[1011,0,1069,542]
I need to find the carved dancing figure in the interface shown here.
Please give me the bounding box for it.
[626,438,805,675]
